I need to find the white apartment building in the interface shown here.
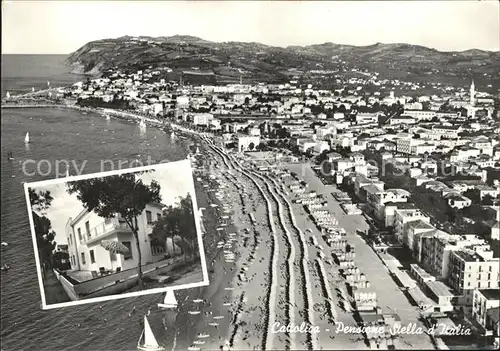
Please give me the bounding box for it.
[403,109,437,120]
[448,246,500,308]
[431,125,461,139]
[394,207,430,245]
[472,289,500,340]
[66,204,166,274]
[191,113,214,126]
[176,96,190,107]
[237,135,261,152]
[421,233,486,279]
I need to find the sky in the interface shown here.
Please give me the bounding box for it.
[30,161,195,246]
[2,1,499,54]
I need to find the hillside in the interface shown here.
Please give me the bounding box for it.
[66,35,500,88]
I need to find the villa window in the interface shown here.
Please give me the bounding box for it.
[90,250,95,264]
[122,241,133,260]
[85,221,90,236]
[81,252,86,265]
[78,228,82,242]
[157,213,161,222]
[146,211,153,224]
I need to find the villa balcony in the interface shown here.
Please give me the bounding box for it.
[83,218,132,245]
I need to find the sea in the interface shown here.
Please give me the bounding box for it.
[0,55,213,351]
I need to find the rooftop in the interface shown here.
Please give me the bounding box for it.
[453,249,494,263]
[407,220,435,231]
[477,289,500,301]
[384,202,417,209]
[426,281,456,298]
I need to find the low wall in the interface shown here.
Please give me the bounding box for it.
[84,256,198,299]
[54,270,81,301]
[56,256,199,300]
[75,257,180,296]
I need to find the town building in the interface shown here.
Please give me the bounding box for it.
[66,204,168,275]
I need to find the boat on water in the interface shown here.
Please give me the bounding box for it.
[192,340,205,345]
[24,133,30,144]
[106,115,111,120]
[137,316,165,351]
[188,310,201,315]
[213,316,224,320]
[192,299,204,303]
[170,131,176,139]
[6,91,10,99]
[197,333,210,339]
[208,322,219,327]
[187,346,201,351]
[139,118,147,128]
[1,242,8,247]
[158,290,178,310]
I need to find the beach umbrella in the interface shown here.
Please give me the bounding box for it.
[100,240,130,255]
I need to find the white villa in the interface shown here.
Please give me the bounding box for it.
[65,203,177,275]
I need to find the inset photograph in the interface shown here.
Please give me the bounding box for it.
[24,159,208,310]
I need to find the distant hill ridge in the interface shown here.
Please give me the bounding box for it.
[67,35,500,85]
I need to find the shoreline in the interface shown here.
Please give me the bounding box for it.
[1,102,211,137]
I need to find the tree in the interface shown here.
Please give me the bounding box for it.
[29,188,56,277]
[53,251,71,270]
[177,194,198,257]
[66,172,161,289]
[248,142,255,151]
[256,142,266,151]
[482,194,494,206]
[29,188,53,214]
[463,189,481,205]
[151,194,197,258]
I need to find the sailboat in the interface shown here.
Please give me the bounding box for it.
[65,169,70,177]
[170,131,176,139]
[32,87,35,93]
[157,290,178,310]
[6,91,10,99]
[139,118,146,128]
[24,133,30,144]
[195,146,200,154]
[106,114,111,121]
[137,316,165,351]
